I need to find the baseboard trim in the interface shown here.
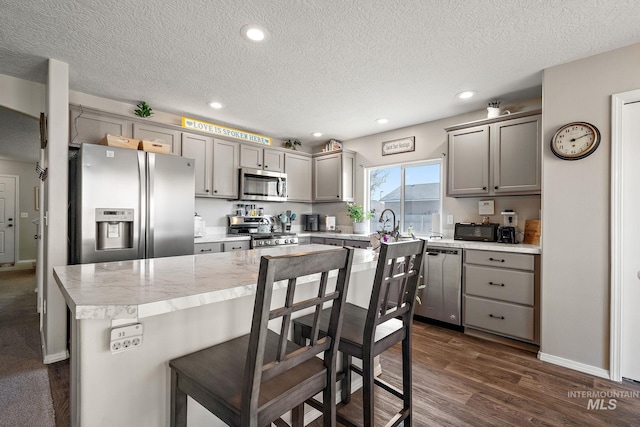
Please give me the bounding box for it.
[0,260,36,272]
[538,352,610,379]
[41,330,69,364]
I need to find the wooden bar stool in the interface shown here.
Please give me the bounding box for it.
[169,247,355,427]
[292,240,426,427]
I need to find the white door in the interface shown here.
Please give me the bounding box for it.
[0,175,17,265]
[621,100,640,382]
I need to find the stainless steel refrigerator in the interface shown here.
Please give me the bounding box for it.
[69,143,195,264]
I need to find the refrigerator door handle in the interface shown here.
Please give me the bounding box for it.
[138,151,147,259]
[147,153,155,258]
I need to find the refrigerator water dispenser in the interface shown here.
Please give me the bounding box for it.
[95,208,134,250]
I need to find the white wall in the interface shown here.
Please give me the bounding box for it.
[42,59,69,363]
[541,42,640,372]
[341,98,542,236]
[0,74,45,118]
[0,159,39,260]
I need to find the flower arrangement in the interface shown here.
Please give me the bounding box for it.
[345,203,375,223]
[487,100,501,108]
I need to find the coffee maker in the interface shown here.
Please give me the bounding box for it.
[498,210,517,244]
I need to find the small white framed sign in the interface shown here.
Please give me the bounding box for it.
[382,137,415,156]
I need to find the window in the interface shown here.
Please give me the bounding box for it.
[367,160,441,235]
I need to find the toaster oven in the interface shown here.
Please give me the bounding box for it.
[454,223,500,242]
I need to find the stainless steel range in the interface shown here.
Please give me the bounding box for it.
[227,215,299,248]
[251,232,299,248]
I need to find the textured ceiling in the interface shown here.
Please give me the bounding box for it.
[1,0,640,162]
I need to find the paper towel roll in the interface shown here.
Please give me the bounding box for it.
[431,213,441,234]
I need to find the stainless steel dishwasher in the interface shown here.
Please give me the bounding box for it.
[415,246,462,327]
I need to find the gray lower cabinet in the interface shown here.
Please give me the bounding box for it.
[194,242,223,254]
[463,249,539,344]
[69,105,133,147]
[313,151,355,202]
[194,240,250,254]
[446,111,541,197]
[285,152,312,202]
[223,241,250,252]
[133,122,182,155]
[297,236,311,245]
[309,237,369,248]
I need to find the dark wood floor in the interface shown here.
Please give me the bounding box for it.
[45,319,640,426]
[309,321,640,426]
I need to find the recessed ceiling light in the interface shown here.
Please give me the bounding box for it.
[241,24,269,42]
[456,90,476,99]
[208,101,223,109]
[312,132,322,137]
[376,118,389,124]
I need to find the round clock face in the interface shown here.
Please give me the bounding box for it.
[550,122,601,160]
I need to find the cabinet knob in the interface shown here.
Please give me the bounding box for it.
[482,186,487,190]
[494,186,499,190]
[205,189,210,193]
[336,195,340,198]
[264,165,268,168]
[7,224,13,228]
[258,164,262,167]
[213,190,218,193]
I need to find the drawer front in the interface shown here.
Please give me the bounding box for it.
[464,295,534,341]
[324,238,344,247]
[465,249,534,271]
[465,265,534,305]
[223,241,250,252]
[194,242,223,254]
[343,239,370,249]
[310,237,325,244]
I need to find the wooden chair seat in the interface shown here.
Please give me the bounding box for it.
[169,247,355,427]
[170,331,327,426]
[294,303,404,360]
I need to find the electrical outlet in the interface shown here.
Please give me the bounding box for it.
[20,212,29,218]
[447,215,454,225]
[110,323,143,354]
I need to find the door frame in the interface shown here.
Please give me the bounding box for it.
[610,88,640,382]
[0,174,20,266]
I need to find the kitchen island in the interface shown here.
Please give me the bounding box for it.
[54,244,379,427]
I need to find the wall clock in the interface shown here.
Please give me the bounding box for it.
[550,122,601,160]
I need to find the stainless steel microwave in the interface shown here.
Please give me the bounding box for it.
[239,168,287,202]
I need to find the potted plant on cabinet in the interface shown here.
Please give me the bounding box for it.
[284,139,302,150]
[346,202,375,234]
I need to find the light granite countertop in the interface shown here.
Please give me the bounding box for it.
[53,244,378,321]
[299,233,541,254]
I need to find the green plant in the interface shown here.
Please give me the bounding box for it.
[134,101,153,118]
[284,139,302,150]
[345,203,375,222]
[487,100,501,108]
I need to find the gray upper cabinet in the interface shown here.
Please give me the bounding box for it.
[284,152,312,202]
[447,125,490,196]
[212,139,239,199]
[240,144,284,172]
[446,111,541,197]
[492,115,541,194]
[69,105,132,147]
[182,132,213,196]
[133,122,182,155]
[313,151,355,202]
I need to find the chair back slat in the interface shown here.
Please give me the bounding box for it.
[364,240,427,346]
[241,247,354,420]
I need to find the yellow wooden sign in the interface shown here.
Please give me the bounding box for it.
[181,117,272,146]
